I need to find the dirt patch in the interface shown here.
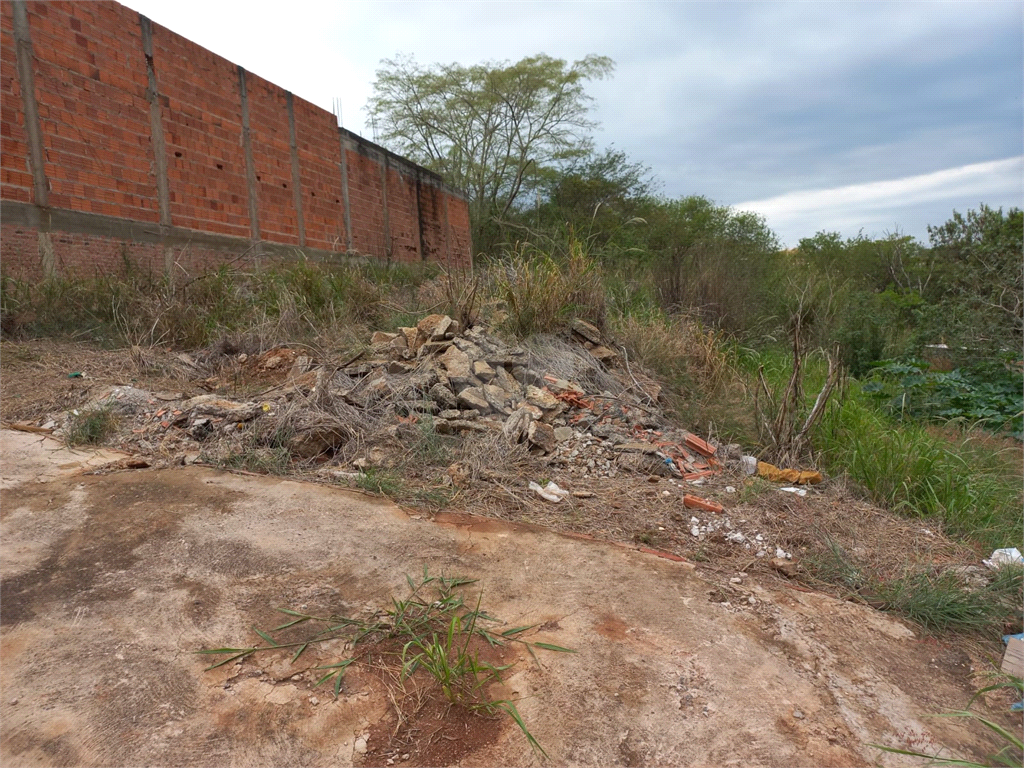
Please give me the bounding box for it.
[1,430,1018,767]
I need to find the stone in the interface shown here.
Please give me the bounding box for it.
[553,426,574,443]
[472,360,496,381]
[371,331,398,345]
[398,327,420,351]
[524,385,561,412]
[588,345,618,363]
[570,318,602,345]
[386,361,414,374]
[417,340,453,357]
[437,346,472,380]
[438,409,461,420]
[502,406,536,443]
[482,384,513,415]
[428,383,458,410]
[492,365,524,398]
[388,334,408,351]
[456,387,491,413]
[354,737,368,755]
[527,421,557,453]
[769,557,800,578]
[416,314,453,341]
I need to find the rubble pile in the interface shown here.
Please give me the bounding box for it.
[55,313,738,493]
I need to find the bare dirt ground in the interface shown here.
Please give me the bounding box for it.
[0,339,1018,767]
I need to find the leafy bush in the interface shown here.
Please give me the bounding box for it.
[864,357,1023,438]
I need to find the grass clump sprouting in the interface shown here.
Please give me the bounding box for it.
[64,406,118,446]
[199,568,574,757]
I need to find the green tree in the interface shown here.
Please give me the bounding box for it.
[927,205,1023,351]
[366,53,615,252]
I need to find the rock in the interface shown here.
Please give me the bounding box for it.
[482,384,513,415]
[438,409,461,420]
[770,557,800,578]
[287,421,353,459]
[386,361,414,374]
[527,421,556,453]
[492,365,525,398]
[416,340,453,357]
[388,334,409,351]
[448,419,497,434]
[524,385,561,412]
[428,383,458,410]
[354,737,368,755]
[502,406,536,443]
[457,387,491,414]
[416,314,453,341]
[437,346,472,381]
[612,442,661,455]
[792,710,804,720]
[472,360,496,381]
[553,426,574,443]
[570,318,602,345]
[371,331,398,345]
[588,345,618,363]
[398,326,420,351]
[509,365,543,387]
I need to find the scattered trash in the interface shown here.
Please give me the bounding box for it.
[1001,633,1023,678]
[983,548,1023,569]
[724,486,736,494]
[571,490,595,499]
[740,455,757,475]
[528,480,569,503]
[68,372,83,378]
[778,487,807,497]
[756,461,822,485]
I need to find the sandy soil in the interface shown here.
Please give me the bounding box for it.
[0,429,1012,767]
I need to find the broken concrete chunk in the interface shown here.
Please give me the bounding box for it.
[472,360,496,381]
[527,421,556,453]
[456,387,491,414]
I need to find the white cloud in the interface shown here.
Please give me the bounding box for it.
[733,156,1024,246]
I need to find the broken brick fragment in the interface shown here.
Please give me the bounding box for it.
[683,494,723,513]
[684,433,717,457]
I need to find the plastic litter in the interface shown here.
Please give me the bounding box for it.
[740,456,757,475]
[528,480,569,503]
[983,548,1023,569]
[757,461,822,485]
[779,487,808,497]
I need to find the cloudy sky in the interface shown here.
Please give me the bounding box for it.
[125,0,1022,247]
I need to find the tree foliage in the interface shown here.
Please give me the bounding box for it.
[366,53,614,250]
[927,205,1023,351]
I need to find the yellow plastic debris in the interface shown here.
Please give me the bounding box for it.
[756,461,823,485]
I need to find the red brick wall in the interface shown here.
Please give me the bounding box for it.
[0,0,472,279]
[150,16,250,239]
